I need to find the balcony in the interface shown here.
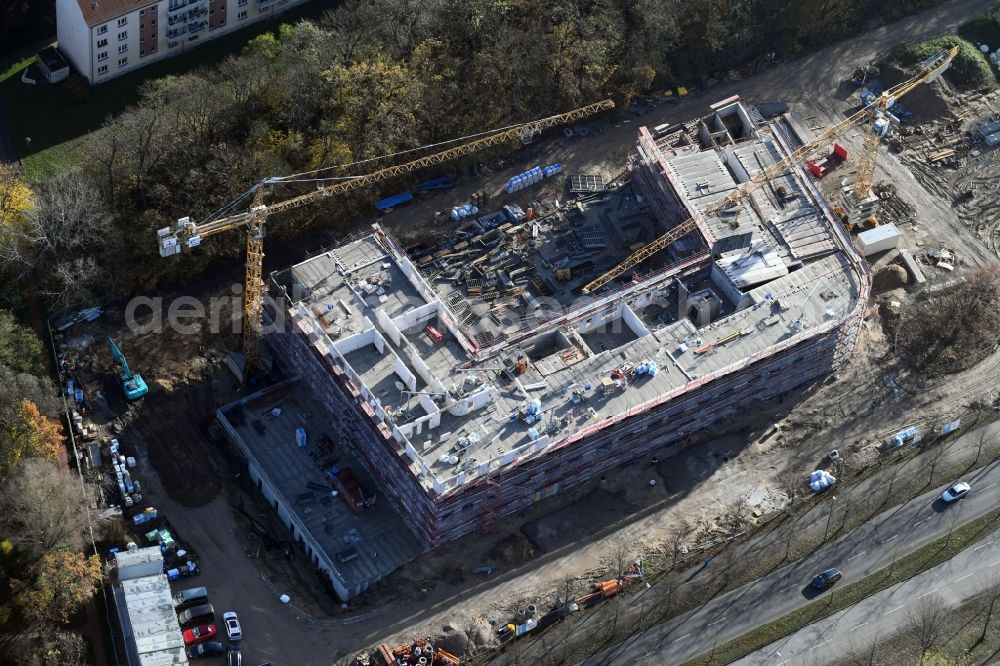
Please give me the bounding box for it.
[257,0,281,10]
[166,0,206,14]
[167,5,208,26]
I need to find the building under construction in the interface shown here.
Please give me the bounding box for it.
[218,96,870,600]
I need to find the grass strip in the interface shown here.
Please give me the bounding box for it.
[681,506,1000,665]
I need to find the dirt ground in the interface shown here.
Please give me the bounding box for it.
[55,0,1000,664]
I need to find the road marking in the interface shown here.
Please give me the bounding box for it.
[881,534,899,544]
[955,573,976,582]
[885,605,904,615]
[980,482,997,492]
[848,551,866,561]
[974,541,994,551]
[808,640,831,651]
[707,617,727,626]
[849,622,868,631]
[918,588,939,599]
[672,633,692,643]
[913,518,929,528]
[992,560,1000,568]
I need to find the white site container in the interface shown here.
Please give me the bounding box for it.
[856,223,900,256]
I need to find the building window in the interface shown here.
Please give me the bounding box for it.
[140,49,145,56]
[97,38,107,47]
[98,65,108,75]
[238,0,247,5]
[97,24,108,34]
[237,9,247,19]
[97,51,108,61]
[118,30,127,41]
[140,8,145,15]
[118,57,128,67]
[151,18,156,25]
[140,23,144,29]
[117,17,127,26]
[118,44,128,53]
[140,37,145,43]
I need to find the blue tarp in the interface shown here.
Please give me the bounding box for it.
[375,191,414,211]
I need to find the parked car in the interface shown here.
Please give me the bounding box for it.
[942,482,971,503]
[227,645,242,666]
[182,624,217,646]
[810,568,843,590]
[223,611,242,641]
[178,603,214,628]
[173,586,208,610]
[187,642,225,659]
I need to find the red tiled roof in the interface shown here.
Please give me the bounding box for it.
[75,0,159,28]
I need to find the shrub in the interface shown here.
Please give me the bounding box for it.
[892,35,995,88]
[958,11,1000,51]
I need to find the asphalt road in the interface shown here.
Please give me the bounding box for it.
[734,530,1000,665]
[583,456,1000,665]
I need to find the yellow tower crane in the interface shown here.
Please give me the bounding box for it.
[156,100,614,380]
[582,46,958,295]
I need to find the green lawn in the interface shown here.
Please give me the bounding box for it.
[0,1,335,182]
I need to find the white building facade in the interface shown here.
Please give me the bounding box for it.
[56,0,314,83]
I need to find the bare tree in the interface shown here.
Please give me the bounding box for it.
[38,257,109,308]
[722,494,750,532]
[924,443,949,487]
[841,636,881,666]
[974,574,1000,647]
[0,459,88,563]
[27,171,110,261]
[901,594,949,659]
[664,519,691,569]
[972,429,995,465]
[28,629,88,666]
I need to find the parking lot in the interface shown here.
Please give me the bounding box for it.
[105,366,363,665]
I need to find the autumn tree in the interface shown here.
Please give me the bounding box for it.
[0,164,35,268]
[0,400,63,477]
[13,550,101,624]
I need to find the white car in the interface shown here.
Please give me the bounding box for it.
[222,611,242,641]
[941,482,971,503]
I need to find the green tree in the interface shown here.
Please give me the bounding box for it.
[0,310,43,375]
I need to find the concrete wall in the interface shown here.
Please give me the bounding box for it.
[267,298,845,547]
[56,0,91,79]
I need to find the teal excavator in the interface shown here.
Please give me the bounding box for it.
[108,337,148,400]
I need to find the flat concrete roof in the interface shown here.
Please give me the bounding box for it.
[218,381,423,593]
[271,99,861,499]
[113,573,188,666]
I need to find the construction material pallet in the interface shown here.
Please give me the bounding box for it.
[569,174,606,193]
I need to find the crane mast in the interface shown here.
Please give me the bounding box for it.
[157,100,615,380]
[582,46,958,295]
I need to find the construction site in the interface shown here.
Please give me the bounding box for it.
[208,91,883,606]
[50,9,1000,661]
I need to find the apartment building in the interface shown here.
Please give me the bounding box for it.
[56,0,314,83]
